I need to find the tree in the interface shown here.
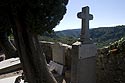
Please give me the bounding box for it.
[0,0,68,83]
[0,31,17,59]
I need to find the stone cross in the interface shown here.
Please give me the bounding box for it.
[77,6,93,43]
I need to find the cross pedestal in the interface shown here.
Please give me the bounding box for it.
[71,6,97,83]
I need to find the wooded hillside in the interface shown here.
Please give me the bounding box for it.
[42,25,125,47]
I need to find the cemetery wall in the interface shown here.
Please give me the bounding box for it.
[39,41,72,68]
[3,39,123,83]
[40,40,125,83]
[97,38,125,83]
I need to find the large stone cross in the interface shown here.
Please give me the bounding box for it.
[77,6,93,43]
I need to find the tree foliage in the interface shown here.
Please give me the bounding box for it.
[0,0,68,58]
[0,0,69,83]
[0,0,68,34]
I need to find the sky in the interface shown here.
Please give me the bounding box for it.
[54,0,125,31]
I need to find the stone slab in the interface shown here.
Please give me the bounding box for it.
[76,57,96,83]
[71,42,96,83]
[52,43,65,65]
[79,44,97,59]
[0,70,23,79]
[49,61,63,75]
[0,58,20,70]
[0,75,24,83]
[0,58,21,75]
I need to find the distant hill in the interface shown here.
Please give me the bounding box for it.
[55,25,125,47]
[56,29,80,38]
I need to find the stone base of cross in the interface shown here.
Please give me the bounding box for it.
[78,37,92,44]
[77,6,93,44]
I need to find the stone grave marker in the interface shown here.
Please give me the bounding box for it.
[71,6,97,83]
[0,58,21,76]
[77,6,93,44]
[49,61,63,75]
[52,42,66,65]
[0,58,22,83]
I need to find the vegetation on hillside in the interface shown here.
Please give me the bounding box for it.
[39,36,77,45]
[41,25,125,47]
[97,38,125,83]
[90,25,125,47]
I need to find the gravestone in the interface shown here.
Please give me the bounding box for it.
[71,6,97,83]
[52,42,66,65]
[0,58,23,83]
[49,61,63,75]
[77,6,93,44]
[0,58,21,76]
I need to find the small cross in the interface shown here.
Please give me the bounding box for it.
[77,6,93,43]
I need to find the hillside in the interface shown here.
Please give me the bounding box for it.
[55,25,125,47]
[56,29,80,38]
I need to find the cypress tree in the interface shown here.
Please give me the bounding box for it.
[0,0,68,83]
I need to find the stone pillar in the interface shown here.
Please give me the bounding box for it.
[71,6,97,83]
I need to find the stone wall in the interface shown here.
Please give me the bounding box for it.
[39,41,72,68]
[39,41,72,82]
[97,38,125,83]
[39,39,125,83]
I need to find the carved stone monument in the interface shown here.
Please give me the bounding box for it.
[77,6,93,44]
[71,6,97,83]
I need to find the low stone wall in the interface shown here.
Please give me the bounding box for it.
[39,40,125,83]
[39,41,72,68]
[1,39,125,82]
[97,38,125,83]
[39,41,72,82]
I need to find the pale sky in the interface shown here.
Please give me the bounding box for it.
[54,0,125,31]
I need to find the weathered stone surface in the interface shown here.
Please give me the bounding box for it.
[49,61,63,75]
[0,58,21,76]
[0,75,23,83]
[79,44,97,59]
[0,58,20,70]
[0,70,23,79]
[71,6,96,83]
[77,6,93,43]
[71,42,96,83]
[52,42,71,65]
[52,42,65,65]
